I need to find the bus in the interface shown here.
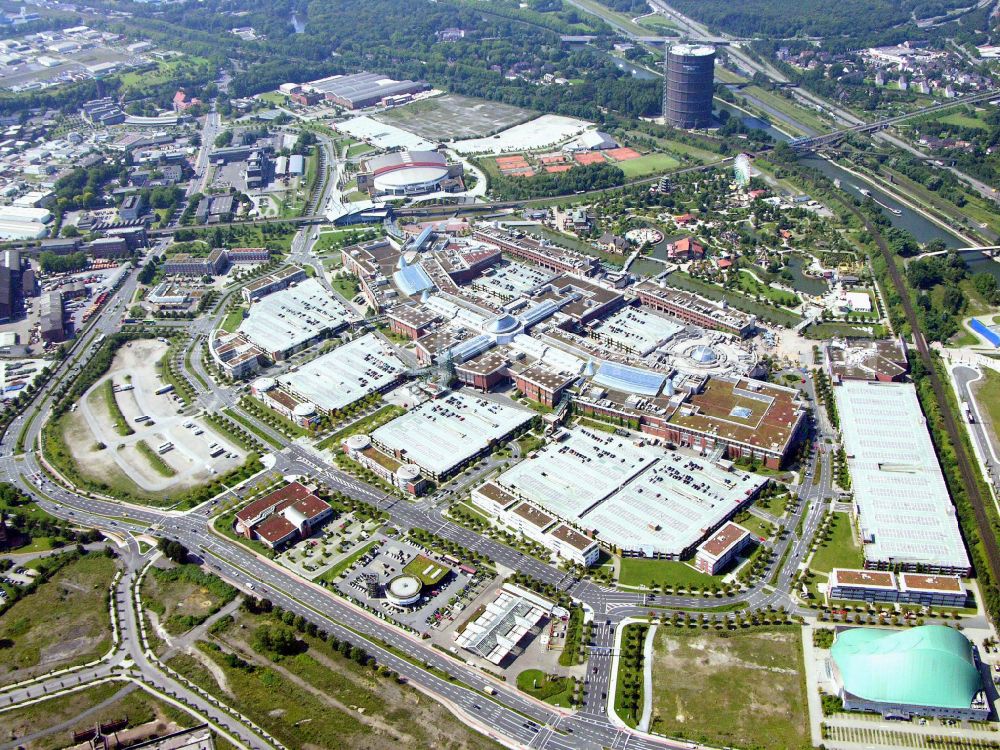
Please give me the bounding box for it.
[135,415,150,423]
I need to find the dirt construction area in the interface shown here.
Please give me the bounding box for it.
[66,340,245,493]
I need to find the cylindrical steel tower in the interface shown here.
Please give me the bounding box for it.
[663,43,716,129]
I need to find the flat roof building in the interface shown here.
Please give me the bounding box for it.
[453,587,549,665]
[695,521,753,574]
[828,568,968,608]
[306,72,428,109]
[634,281,756,338]
[238,277,354,360]
[836,381,971,575]
[493,426,766,558]
[370,390,533,480]
[276,333,405,414]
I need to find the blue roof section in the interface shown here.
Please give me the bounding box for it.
[520,299,559,327]
[393,263,435,297]
[970,318,1000,347]
[447,335,493,363]
[593,362,665,396]
[412,225,434,251]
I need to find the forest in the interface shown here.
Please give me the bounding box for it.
[663,0,973,37]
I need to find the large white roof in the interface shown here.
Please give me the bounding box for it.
[836,381,970,571]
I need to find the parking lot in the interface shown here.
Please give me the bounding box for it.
[277,511,381,580]
[68,339,246,493]
[332,534,480,634]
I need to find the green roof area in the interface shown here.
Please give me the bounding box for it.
[831,625,982,709]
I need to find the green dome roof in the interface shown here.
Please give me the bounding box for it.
[831,625,981,709]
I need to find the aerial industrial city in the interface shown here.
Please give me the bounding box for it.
[0,0,999,749]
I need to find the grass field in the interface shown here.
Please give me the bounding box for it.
[168,609,504,749]
[346,142,373,158]
[742,85,834,136]
[220,306,246,333]
[618,152,681,178]
[142,564,237,636]
[649,628,808,749]
[0,554,116,684]
[2,680,199,750]
[618,558,719,588]
[136,440,178,478]
[100,380,133,437]
[569,0,650,35]
[974,369,1000,444]
[315,404,406,451]
[516,669,574,706]
[937,110,989,130]
[318,540,378,583]
[403,554,449,585]
[804,322,888,340]
[810,512,863,574]
[636,14,678,32]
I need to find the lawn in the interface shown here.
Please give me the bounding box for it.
[220,306,246,333]
[346,142,373,158]
[636,14,678,32]
[648,628,808,750]
[136,440,178,478]
[0,553,116,684]
[665,272,803,328]
[618,152,681,179]
[742,85,834,135]
[315,404,406,450]
[974,368,1000,444]
[142,563,237,636]
[568,0,650,35]
[403,554,449,586]
[937,111,988,130]
[100,380,133,436]
[618,557,719,589]
[317,540,379,583]
[736,271,800,308]
[804,322,888,340]
[809,512,863,575]
[516,669,574,706]
[330,274,360,301]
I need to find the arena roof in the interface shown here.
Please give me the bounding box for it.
[277,333,405,413]
[239,278,353,357]
[832,626,982,710]
[836,381,970,572]
[371,391,533,477]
